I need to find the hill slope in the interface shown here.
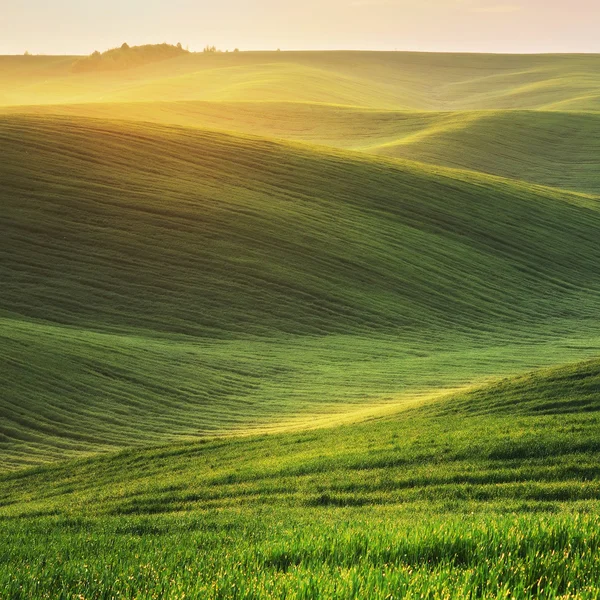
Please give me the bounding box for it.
[4,103,599,195]
[2,114,600,469]
[2,52,600,598]
[3,356,600,515]
[3,358,600,599]
[3,52,600,110]
[371,110,600,196]
[4,51,600,197]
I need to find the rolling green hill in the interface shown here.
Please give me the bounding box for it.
[2,52,600,110]
[2,114,600,469]
[1,358,600,598]
[370,110,600,196]
[3,103,598,195]
[3,49,600,599]
[4,51,600,197]
[4,356,600,515]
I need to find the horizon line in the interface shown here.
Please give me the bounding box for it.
[5,48,600,58]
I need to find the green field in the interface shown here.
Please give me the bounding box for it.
[3,360,600,598]
[1,50,600,598]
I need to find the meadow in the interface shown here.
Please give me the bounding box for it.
[1,49,600,597]
[2,359,600,598]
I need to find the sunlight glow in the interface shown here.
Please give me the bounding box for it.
[2,0,599,55]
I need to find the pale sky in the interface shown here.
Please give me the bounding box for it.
[2,0,600,55]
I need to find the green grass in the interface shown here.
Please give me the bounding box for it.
[4,51,600,197]
[3,114,600,469]
[2,359,600,598]
[3,512,600,599]
[4,104,599,195]
[4,357,600,514]
[370,110,600,195]
[3,50,600,598]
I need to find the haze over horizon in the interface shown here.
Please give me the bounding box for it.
[2,0,600,56]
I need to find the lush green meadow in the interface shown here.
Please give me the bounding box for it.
[5,104,599,194]
[2,359,600,597]
[3,511,600,599]
[2,50,600,597]
[3,115,600,468]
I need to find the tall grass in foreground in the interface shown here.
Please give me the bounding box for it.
[1,510,599,599]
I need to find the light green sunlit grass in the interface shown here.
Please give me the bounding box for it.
[2,359,600,598]
[3,52,600,110]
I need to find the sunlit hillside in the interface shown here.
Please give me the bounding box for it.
[2,52,600,109]
[7,104,595,194]
[2,48,600,599]
[2,357,600,597]
[3,51,600,196]
[2,113,600,469]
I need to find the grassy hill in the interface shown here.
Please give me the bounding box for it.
[3,103,599,195]
[2,114,600,469]
[4,356,600,514]
[1,358,600,597]
[2,52,600,109]
[370,110,600,196]
[2,50,600,598]
[4,50,600,195]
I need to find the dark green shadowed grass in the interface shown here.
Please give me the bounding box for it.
[2,115,600,468]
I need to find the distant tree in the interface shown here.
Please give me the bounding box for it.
[276,48,281,52]
[24,50,31,56]
[176,42,183,50]
[73,43,189,72]
[203,45,218,53]
[233,48,240,53]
